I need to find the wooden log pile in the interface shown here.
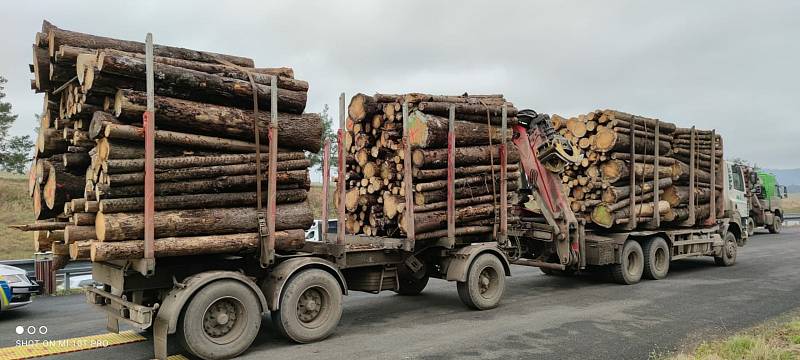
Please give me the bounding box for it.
[340,93,520,241]
[16,20,319,266]
[541,109,723,229]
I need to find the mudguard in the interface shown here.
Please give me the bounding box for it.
[445,243,511,282]
[261,257,348,311]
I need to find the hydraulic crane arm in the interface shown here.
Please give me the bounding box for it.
[511,110,583,266]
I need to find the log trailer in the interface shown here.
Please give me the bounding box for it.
[82,37,744,360]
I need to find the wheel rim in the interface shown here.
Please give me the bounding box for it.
[477,265,500,300]
[626,250,641,276]
[776,219,782,231]
[726,239,736,260]
[296,285,331,329]
[654,247,667,273]
[202,296,247,344]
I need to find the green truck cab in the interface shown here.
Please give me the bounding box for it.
[742,168,787,234]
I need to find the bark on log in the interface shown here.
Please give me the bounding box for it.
[33,184,61,220]
[591,200,670,228]
[102,152,305,174]
[101,123,275,154]
[406,110,505,148]
[414,180,519,206]
[96,138,210,161]
[412,164,519,181]
[43,164,85,209]
[69,240,91,260]
[400,203,497,233]
[95,202,313,241]
[98,189,308,213]
[661,186,713,207]
[609,153,676,165]
[95,171,309,199]
[103,159,310,186]
[348,94,381,122]
[90,231,305,261]
[113,90,322,152]
[414,226,494,241]
[604,110,677,134]
[414,172,520,192]
[90,52,306,113]
[62,152,91,170]
[593,129,671,154]
[64,225,95,243]
[47,23,255,67]
[73,212,96,226]
[412,144,520,168]
[601,178,673,204]
[9,222,69,232]
[599,159,679,183]
[417,102,517,118]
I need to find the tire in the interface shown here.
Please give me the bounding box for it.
[642,237,670,280]
[176,280,262,360]
[395,264,429,296]
[714,232,738,266]
[610,240,644,285]
[767,216,782,234]
[456,254,506,310]
[746,218,755,237]
[272,269,343,343]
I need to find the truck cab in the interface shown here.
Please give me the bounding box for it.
[724,161,749,243]
[744,169,786,234]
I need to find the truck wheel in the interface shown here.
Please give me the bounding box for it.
[610,240,644,285]
[395,265,429,296]
[272,269,343,343]
[456,254,506,310]
[642,237,670,280]
[714,232,738,266]
[747,218,755,237]
[767,216,782,234]
[177,280,262,360]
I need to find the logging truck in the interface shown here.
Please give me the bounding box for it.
[83,105,745,360]
[503,110,745,284]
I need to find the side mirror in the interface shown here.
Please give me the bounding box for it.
[784,186,789,199]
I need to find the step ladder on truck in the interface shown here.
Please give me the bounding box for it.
[83,34,517,360]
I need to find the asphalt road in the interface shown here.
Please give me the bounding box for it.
[1,227,798,359]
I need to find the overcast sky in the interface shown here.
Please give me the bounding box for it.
[1,0,799,168]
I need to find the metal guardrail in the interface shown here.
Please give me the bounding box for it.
[783,213,800,221]
[0,259,92,292]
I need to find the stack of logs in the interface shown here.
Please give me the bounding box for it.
[341,93,520,241]
[15,20,321,267]
[543,109,722,229]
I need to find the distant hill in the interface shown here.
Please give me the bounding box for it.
[762,168,800,192]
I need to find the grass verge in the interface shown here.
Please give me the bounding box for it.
[0,175,34,260]
[665,314,800,360]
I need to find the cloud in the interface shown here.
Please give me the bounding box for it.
[1,0,798,167]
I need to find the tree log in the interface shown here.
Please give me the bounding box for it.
[414,180,519,206]
[599,159,679,183]
[43,164,85,209]
[95,138,211,161]
[95,171,309,199]
[591,200,670,228]
[9,222,69,232]
[90,231,305,261]
[601,178,673,204]
[604,110,677,134]
[348,94,381,122]
[415,172,520,192]
[102,151,306,174]
[406,110,505,148]
[69,240,91,260]
[97,189,308,213]
[412,164,519,181]
[73,212,96,226]
[412,144,520,168]
[593,129,671,154]
[661,186,713,207]
[90,52,306,114]
[417,102,517,118]
[64,225,95,243]
[103,159,311,186]
[47,23,255,67]
[113,90,322,152]
[62,152,91,170]
[400,203,497,233]
[101,123,278,154]
[95,202,313,241]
